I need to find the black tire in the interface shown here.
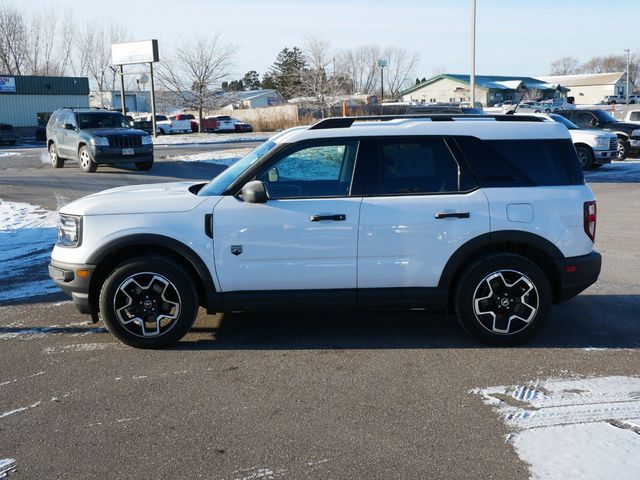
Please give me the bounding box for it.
[454,253,552,346]
[618,140,630,161]
[99,256,199,348]
[49,142,64,168]
[591,163,604,169]
[135,160,154,171]
[78,145,97,172]
[575,145,594,170]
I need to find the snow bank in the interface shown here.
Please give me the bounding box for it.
[153,132,270,146]
[473,376,640,479]
[167,147,253,166]
[585,160,640,183]
[0,201,58,303]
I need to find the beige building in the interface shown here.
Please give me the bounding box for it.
[536,72,630,105]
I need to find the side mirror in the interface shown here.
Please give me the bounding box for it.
[267,166,279,182]
[241,180,268,204]
[64,123,75,130]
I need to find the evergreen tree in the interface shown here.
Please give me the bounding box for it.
[242,70,261,90]
[267,47,307,100]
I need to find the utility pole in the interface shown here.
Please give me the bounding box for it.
[625,48,630,105]
[470,0,477,106]
[378,59,387,103]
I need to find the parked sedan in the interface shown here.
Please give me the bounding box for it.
[231,117,253,133]
[0,123,17,145]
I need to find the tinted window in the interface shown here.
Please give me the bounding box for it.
[77,112,129,129]
[365,138,461,195]
[630,112,640,121]
[258,140,358,198]
[64,112,77,128]
[456,137,583,187]
[573,112,596,128]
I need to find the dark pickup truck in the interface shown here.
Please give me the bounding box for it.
[556,109,640,160]
[46,108,154,172]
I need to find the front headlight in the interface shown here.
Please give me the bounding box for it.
[141,135,152,145]
[57,214,82,247]
[596,136,609,148]
[90,136,109,146]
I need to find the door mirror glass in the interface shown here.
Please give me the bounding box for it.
[64,123,75,130]
[267,166,279,182]
[242,180,268,203]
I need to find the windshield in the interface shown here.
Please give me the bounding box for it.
[593,110,617,123]
[199,140,278,196]
[77,112,131,129]
[550,113,578,130]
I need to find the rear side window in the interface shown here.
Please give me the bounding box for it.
[455,137,584,187]
[630,112,640,121]
[363,137,472,195]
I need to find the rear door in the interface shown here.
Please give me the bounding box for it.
[356,137,490,306]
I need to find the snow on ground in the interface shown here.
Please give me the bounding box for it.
[0,201,58,303]
[0,458,17,478]
[0,152,19,157]
[585,159,640,183]
[167,147,253,166]
[153,132,271,146]
[473,376,640,479]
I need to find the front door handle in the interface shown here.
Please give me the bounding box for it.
[310,214,346,222]
[434,212,470,219]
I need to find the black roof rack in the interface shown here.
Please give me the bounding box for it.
[308,114,546,130]
[61,106,109,111]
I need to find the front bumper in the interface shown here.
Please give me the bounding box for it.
[48,260,96,314]
[91,145,153,165]
[592,148,616,164]
[553,251,602,303]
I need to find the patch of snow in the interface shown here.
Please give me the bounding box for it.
[474,376,640,479]
[0,321,107,340]
[0,201,58,303]
[585,160,640,183]
[232,466,286,480]
[153,132,270,146]
[42,342,114,354]
[0,152,19,157]
[0,458,16,478]
[167,147,252,166]
[0,400,41,418]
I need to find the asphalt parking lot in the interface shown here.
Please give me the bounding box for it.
[0,143,639,479]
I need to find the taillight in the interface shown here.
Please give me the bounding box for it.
[584,201,597,242]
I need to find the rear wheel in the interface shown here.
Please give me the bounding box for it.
[135,160,154,171]
[99,256,198,348]
[454,253,551,345]
[49,143,64,168]
[78,145,97,172]
[576,145,594,170]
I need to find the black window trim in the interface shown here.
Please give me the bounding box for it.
[358,135,480,198]
[229,137,363,201]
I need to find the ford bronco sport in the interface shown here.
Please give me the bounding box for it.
[49,115,601,348]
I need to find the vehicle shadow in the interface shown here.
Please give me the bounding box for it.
[175,294,640,351]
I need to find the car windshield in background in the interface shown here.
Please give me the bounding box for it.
[550,113,579,130]
[593,110,617,123]
[199,140,277,196]
[77,113,130,129]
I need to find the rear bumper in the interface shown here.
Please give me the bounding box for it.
[553,251,602,303]
[48,260,95,314]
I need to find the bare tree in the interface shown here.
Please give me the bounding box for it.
[157,35,235,131]
[549,56,579,76]
[0,3,27,75]
[298,37,345,117]
[382,46,419,98]
[337,45,381,94]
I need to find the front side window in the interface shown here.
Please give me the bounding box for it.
[258,140,358,199]
[365,138,462,195]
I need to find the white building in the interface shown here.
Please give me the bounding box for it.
[535,72,631,105]
[89,90,152,114]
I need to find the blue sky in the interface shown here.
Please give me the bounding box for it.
[17,0,640,80]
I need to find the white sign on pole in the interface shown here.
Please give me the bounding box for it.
[111,40,159,66]
[0,76,16,93]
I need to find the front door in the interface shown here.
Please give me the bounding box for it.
[213,139,361,308]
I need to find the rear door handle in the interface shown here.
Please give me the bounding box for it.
[434,212,470,219]
[310,214,346,222]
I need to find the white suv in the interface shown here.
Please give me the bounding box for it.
[49,115,602,348]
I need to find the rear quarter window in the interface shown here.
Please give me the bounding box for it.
[455,137,584,187]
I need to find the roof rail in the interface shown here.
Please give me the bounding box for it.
[61,106,108,111]
[308,114,546,130]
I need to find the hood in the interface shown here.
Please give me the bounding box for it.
[60,182,209,216]
[605,121,640,132]
[83,127,148,136]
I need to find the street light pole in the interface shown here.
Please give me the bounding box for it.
[625,48,630,105]
[470,0,476,106]
[378,59,388,106]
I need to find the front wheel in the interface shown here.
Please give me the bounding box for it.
[135,160,154,171]
[78,145,97,172]
[576,145,594,170]
[99,256,199,348]
[618,140,630,161]
[454,253,552,345]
